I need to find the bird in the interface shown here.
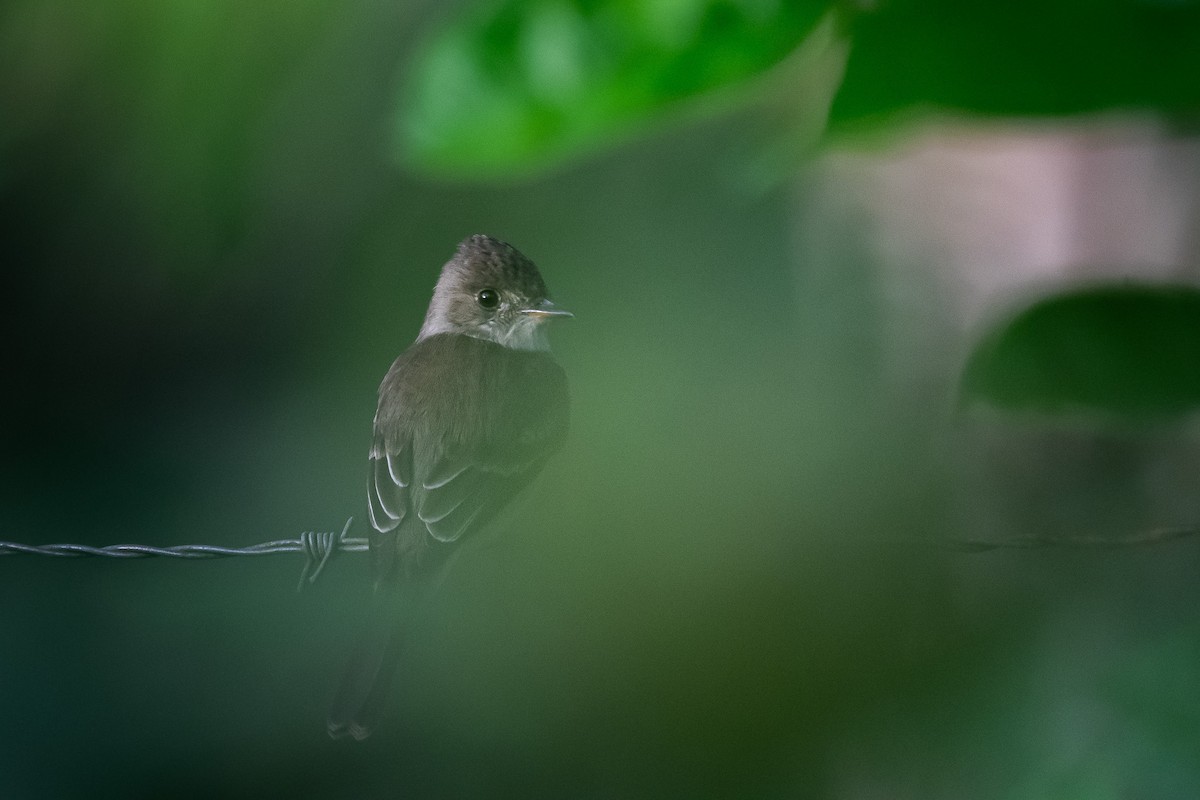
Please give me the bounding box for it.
[327,234,572,740]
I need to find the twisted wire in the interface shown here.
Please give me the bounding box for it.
[2,519,1195,587]
[880,525,1200,552]
[0,518,366,590]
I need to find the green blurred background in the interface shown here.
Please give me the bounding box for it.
[3,1,1200,797]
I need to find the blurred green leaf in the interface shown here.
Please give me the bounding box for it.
[394,0,832,178]
[960,283,1200,419]
[831,0,1200,131]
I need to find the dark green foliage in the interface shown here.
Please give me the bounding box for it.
[831,0,1200,129]
[961,283,1200,418]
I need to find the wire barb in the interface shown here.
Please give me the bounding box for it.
[296,518,359,590]
[0,517,367,589]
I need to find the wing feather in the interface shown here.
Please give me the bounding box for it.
[367,444,410,534]
[385,451,410,488]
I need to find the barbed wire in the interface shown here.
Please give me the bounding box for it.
[0,518,365,591]
[914,525,1200,552]
[2,520,1196,590]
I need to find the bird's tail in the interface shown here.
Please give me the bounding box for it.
[327,577,424,740]
[326,624,405,739]
[327,538,460,739]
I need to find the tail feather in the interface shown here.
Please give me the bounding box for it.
[327,625,405,740]
[327,584,417,740]
[328,540,454,739]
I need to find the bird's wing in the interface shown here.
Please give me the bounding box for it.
[414,348,569,544]
[414,448,546,543]
[368,341,568,554]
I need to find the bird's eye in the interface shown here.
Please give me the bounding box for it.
[476,288,500,309]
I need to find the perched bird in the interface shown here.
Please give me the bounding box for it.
[327,234,572,740]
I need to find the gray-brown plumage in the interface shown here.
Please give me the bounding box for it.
[328,235,571,740]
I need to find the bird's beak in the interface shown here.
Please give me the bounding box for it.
[520,298,574,321]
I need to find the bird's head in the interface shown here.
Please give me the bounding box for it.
[418,235,572,351]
